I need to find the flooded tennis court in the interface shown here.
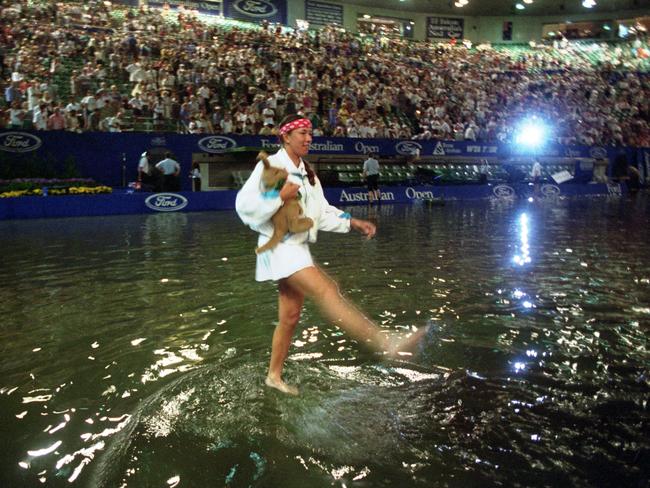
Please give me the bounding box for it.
[1,195,648,487]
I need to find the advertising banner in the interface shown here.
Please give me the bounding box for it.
[1,182,620,220]
[146,0,224,16]
[1,130,644,191]
[639,148,650,184]
[224,0,287,24]
[304,0,343,28]
[426,17,464,39]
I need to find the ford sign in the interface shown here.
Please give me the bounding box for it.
[589,147,608,159]
[151,136,167,146]
[0,132,42,153]
[492,184,515,199]
[232,0,277,18]
[541,184,561,197]
[198,136,237,153]
[395,141,422,156]
[145,193,188,212]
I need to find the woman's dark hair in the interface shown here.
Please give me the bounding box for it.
[277,113,316,186]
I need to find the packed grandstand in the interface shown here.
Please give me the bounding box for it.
[1,0,649,148]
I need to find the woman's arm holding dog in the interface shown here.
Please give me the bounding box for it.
[235,162,284,228]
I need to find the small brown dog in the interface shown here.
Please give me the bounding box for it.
[255,151,313,254]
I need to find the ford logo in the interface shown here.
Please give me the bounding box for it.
[145,193,188,212]
[395,141,422,156]
[198,136,237,153]
[492,184,515,199]
[151,136,167,146]
[589,147,608,159]
[232,0,277,18]
[541,184,561,197]
[0,132,42,153]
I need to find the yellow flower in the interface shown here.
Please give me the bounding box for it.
[0,186,112,198]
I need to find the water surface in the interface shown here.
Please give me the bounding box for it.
[1,195,648,487]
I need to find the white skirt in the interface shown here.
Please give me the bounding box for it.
[255,236,314,282]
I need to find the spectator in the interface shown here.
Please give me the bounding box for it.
[104,111,123,132]
[8,101,25,129]
[138,150,155,191]
[47,107,66,130]
[155,151,181,191]
[32,103,48,131]
[65,109,81,132]
[1,2,648,148]
[362,151,381,204]
[190,162,201,191]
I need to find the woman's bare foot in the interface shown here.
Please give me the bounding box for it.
[386,326,430,358]
[265,376,299,396]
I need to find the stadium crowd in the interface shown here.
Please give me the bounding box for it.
[1,0,649,147]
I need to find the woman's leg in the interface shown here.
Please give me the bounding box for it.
[285,266,426,355]
[265,279,304,395]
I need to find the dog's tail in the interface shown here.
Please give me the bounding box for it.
[257,151,270,168]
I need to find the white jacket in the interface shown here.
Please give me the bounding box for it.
[236,148,351,244]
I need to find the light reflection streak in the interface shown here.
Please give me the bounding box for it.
[22,395,52,404]
[68,458,91,482]
[27,440,62,457]
[331,465,353,479]
[328,366,360,378]
[512,213,532,266]
[48,421,67,434]
[289,352,323,361]
[513,362,526,372]
[55,441,105,472]
[392,368,440,382]
[513,289,525,299]
[353,467,370,480]
[145,389,195,437]
[141,348,203,383]
[79,414,131,443]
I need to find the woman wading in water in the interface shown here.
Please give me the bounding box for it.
[236,114,427,395]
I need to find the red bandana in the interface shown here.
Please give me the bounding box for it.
[278,118,312,136]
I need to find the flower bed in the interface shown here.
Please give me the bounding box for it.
[0,178,112,198]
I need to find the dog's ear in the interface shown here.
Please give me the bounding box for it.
[257,151,270,169]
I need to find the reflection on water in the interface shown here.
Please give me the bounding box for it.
[1,195,649,487]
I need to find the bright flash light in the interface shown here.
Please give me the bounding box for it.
[582,0,596,8]
[515,119,547,147]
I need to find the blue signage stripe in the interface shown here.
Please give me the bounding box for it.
[0,130,644,191]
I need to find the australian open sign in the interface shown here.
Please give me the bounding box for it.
[145,193,188,212]
[0,132,42,152]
